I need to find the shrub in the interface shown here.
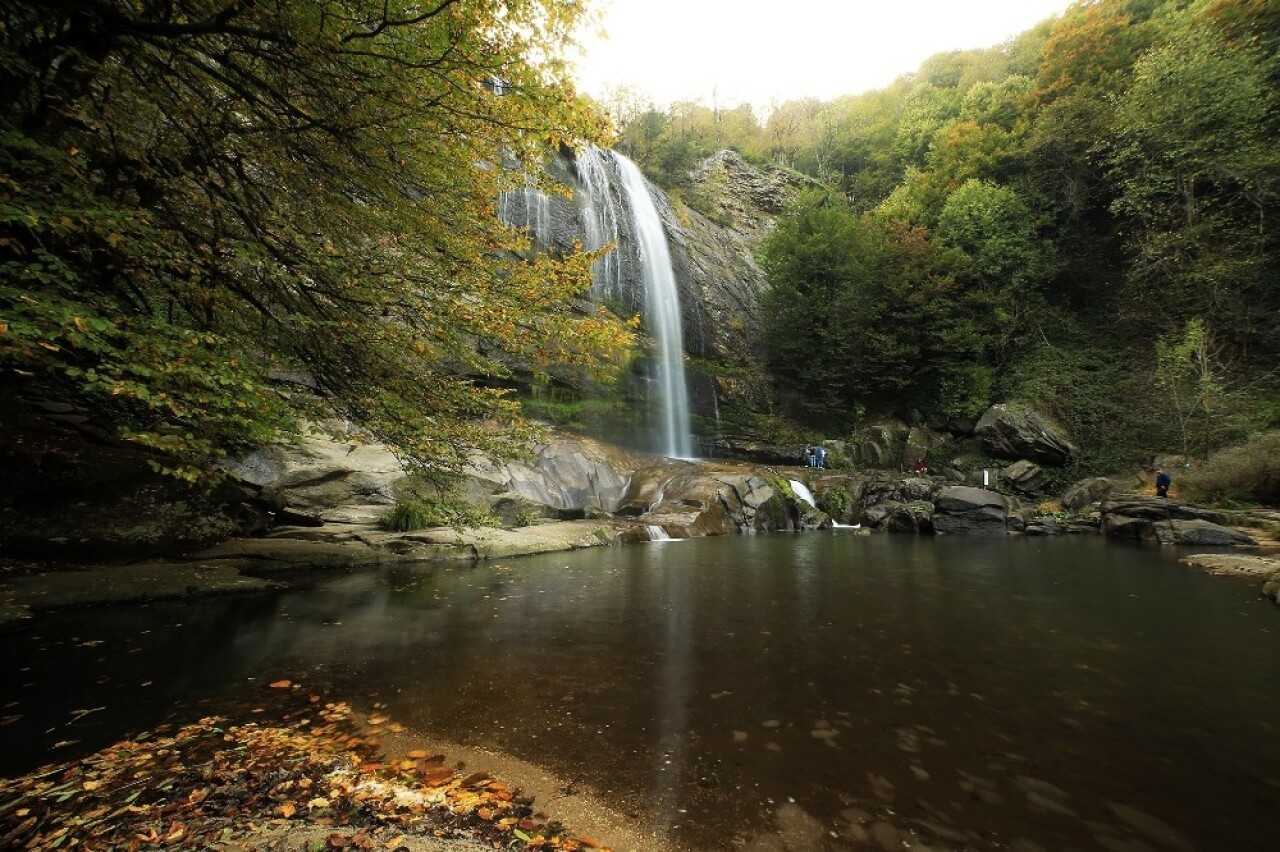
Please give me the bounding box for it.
[819,485,853,517]
[1178,431,1280,505]
[381,495,498,532]
[383,498,433,532]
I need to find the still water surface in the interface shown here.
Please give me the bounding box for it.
[4,535,1279,850]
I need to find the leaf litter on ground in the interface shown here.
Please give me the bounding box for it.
[0,688,613,851]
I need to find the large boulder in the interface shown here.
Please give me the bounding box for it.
[1154,520,1256,546]
[932,486,1009,535]
[634,470,740,538]
[1061,477,1116,511]
[1000,459,1048,494]
[1100,495,1227,524]
[859,475,937,506]
[620,466,814,535]
[902,426,933,469]
[227,430,406,520]
[864,501,935,533]
[975,403,1076,466]
[848,423,910,468]
[464,437,641,515]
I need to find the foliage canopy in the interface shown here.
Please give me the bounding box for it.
[618,0,1280,467]
[1,0,630,480]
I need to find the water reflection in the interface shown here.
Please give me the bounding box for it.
[3,536,1278,850]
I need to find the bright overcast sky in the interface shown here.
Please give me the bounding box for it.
[572,0,1076,111]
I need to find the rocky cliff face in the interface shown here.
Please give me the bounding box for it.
[668,151,806,410]
[505,148,805,418]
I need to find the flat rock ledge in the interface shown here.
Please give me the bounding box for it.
[0,520,628,626]
[1179,553,1280,606]
[0,561,278,626]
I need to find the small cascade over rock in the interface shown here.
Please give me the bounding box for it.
[790,480,816,507]
[575,149,623,296]
[645,524,672,541]
[497,178,556,250]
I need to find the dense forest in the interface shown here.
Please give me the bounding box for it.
[611,0,1279,474]
[2,0,1278,495]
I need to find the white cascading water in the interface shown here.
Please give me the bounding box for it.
[612,153,693,459]
[645,524,672,541]
[504,148,694,458]
[790,480,816,508]
[575,150,623,297]
[498,184,552,245]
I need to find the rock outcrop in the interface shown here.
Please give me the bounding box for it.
[1001,459,1048,494]
[1100,494,1255,545]
[1061,477,1117,511]
[932,486,1010,535]
[975,403,1076,466]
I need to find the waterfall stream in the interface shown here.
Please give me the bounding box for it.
[576,148,693,459]
[500,148,694,459]
[611,153,693,459]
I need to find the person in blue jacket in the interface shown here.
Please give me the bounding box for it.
[1155,468,1171,498]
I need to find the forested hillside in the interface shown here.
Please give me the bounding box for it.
[611,0,1279,472]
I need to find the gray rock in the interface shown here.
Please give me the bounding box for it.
[466,438,638,514]
[1061,477,1116,511]
[902,426,933,469]
[1153,520,1256,546]
[1001,459,1048,494]
[935,486,1008,513]
[975,403,1076,466]
[848,423,909,468]
[932,486,1008,535]
[1100,495,1227,524]
[227,434,406,513]
[1024,515,1065,536]
[881,502,935,533]
[1101,495,1254,545]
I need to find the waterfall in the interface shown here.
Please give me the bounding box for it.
[612,154,693,459]
[504,147,694,458]
[789,480,816,508]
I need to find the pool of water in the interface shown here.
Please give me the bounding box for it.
[3,534,1278,849]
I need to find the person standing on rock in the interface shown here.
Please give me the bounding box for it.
[1155,468,1171,498]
